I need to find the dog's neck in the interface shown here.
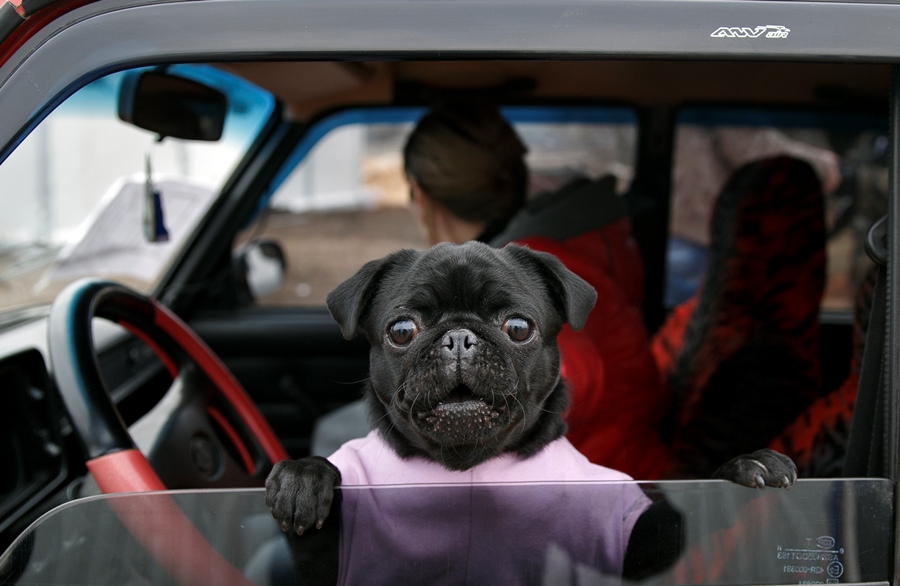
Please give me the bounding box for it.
[366,381,570,471]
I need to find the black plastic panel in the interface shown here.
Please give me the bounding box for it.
[0,350,66,536]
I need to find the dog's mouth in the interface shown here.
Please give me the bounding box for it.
[414,385,508,441]
[442,385,478,404]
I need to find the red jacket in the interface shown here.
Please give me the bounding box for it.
[515,221,671,479]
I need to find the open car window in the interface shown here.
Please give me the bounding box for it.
[237,106,637,307]
[0,65,275,316]
[0,480,891,585]
[665,107,888,312]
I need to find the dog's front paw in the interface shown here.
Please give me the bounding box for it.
[265,456,342,535]
[712,449,798,490]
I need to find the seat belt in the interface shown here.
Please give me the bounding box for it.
[844,215,888,478]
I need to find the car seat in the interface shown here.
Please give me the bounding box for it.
[767,264,876,477]
[652,156,827,477]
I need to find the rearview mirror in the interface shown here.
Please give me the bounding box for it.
[118,70,227,141]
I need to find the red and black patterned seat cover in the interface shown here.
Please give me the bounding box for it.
[653,156,827,477]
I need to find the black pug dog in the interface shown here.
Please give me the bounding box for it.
[265,241,797,580]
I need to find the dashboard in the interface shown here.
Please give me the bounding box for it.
[0,317,169,552]
[0,347,68,551]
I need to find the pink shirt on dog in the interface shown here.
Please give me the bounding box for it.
[329,431,651,585]
[331,429,643,486]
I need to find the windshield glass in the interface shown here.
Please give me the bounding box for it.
[0,65,274,317]
[0,480,891,585]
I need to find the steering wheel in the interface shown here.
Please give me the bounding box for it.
[48,278,289,494]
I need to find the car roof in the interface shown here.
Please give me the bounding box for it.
[0,0,898,160]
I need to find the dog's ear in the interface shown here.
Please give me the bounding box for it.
[326,249,418,340]
[504,245,597,331]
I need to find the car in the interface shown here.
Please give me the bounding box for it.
[0,0,897,583]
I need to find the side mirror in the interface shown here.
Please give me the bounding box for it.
[234,239,286,301]
[118,70,227,141]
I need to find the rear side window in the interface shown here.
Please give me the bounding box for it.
[665,108,888,312]
[238,106,638,307]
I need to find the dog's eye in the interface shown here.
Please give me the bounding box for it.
[388,320,419,346]
[502,317,533,342]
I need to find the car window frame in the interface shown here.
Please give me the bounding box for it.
[6,0,900,163]
[0,0,897,576]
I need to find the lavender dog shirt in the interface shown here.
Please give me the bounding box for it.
[328,431,651,585]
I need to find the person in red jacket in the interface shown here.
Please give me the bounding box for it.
[403,102,671,478]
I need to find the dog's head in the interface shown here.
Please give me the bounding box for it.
[326,241,596,470]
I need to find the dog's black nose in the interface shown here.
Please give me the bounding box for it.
[442,329,478,358]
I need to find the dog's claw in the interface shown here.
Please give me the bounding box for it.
[265,456,342,538]
[712,449,797,490]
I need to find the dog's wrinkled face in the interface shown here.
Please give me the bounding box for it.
[326,242,596,470]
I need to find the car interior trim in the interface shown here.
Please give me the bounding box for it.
[3,0,900,163]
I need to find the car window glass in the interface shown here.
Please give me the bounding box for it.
[238,106,637,307]
[0,480,891,585]
[666,108,888,312]
[0,65,275,315]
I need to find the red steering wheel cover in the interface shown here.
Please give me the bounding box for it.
[51,281,265,585]
[86,449,166,493]
[147,301,288,465]
[51,279,288,494]
[88,451,255,586]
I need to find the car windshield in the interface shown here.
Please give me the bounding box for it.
[0,480,891,585]
[0,65,274,319]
